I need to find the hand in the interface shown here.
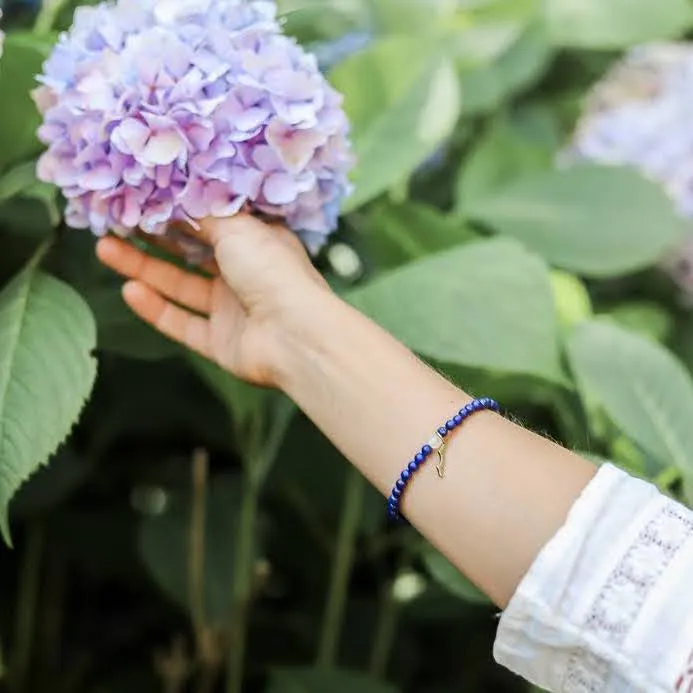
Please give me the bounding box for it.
[96,215,330,386]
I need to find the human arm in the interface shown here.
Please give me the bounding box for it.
[96,216,595,607]
[96,215,693,692]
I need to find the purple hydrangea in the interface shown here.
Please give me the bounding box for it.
[567,43,693,296]
[34,0,354,252]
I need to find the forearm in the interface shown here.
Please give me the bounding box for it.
[275,289,596,607]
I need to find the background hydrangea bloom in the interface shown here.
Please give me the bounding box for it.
[567,43,693,296]
[34,0,354,252]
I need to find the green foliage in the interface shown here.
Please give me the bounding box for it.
[332,37,462,211]
[138,474,252,624]
[1,0,693,691]
[0,251,97,543]
[568,321,693,476]
[351,239,563,382]
[0,33,50,171]
[544,0,693,48]
[467,165,688,277]
[267,667,398,693]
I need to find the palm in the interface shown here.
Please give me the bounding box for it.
[96,216,324,386]
[206,277,268,382]
[96,235,272,383]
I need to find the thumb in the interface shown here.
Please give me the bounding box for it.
[198,213,272,247]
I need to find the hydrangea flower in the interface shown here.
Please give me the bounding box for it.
[34,0,354,252]
[566,43,693,295]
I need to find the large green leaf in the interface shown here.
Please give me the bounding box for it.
[331,36,461,211]
[421,543,489,604]
[544,0,693,49]
[350,238,563,381]
[267,668,398,693]
[467,165,688,277]
[0,255,97,543]
[370,0,458,33]
[457,19,552,116]
[359,200,476,270]
[0,33,50,171]
[567,321,693,476]
[456,110,555,213]
[138,474,254,624]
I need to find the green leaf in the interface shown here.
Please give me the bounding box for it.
[458,19,552,116]
[544,0,693,49]
[0,254,97,543]
[350,238,563,382]
[0,34,51,171]
[456,110,555,213]
[47,231,179,360]
[359,200,476,270]
[567,321,693,476]
[549,270,592,331]
[138,474,254,624]
[188,353,267,433]
[369,0,458,33]
[467,165,688,277]
[331,36,461,211]
[607,302,673,344]
[421,543,489,603]
[266,668,398,693]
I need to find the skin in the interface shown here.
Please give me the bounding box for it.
[97,215,596,608]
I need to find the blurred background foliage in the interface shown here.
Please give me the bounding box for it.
[2,0,693,691]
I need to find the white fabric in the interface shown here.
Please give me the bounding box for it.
[494,464,693,693]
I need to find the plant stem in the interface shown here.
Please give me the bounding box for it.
[226,475,260,693]
[189,449,209,649]
[34,0,69,36]
[316,467,365,668]
[10,521,44,693]
[369,552,411,679]
[369,581,399,678]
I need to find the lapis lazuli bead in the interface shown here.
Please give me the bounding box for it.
[388,397,500,521]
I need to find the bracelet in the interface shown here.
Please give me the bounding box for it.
[387,397,500,521]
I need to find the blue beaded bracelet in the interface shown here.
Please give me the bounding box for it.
[387,397,500,521]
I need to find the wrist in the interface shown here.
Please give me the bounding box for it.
[265,283,347,392]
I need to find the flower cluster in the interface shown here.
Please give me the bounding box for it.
[567,43,693,294]
[34,0,354,252]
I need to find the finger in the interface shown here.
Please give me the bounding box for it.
[135,230,220,276]
[97,237,214,314]
[122,281,212,358]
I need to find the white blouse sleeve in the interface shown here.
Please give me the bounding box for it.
[493,463,693,693]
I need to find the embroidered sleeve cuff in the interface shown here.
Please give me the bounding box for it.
[493,464,693,693]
